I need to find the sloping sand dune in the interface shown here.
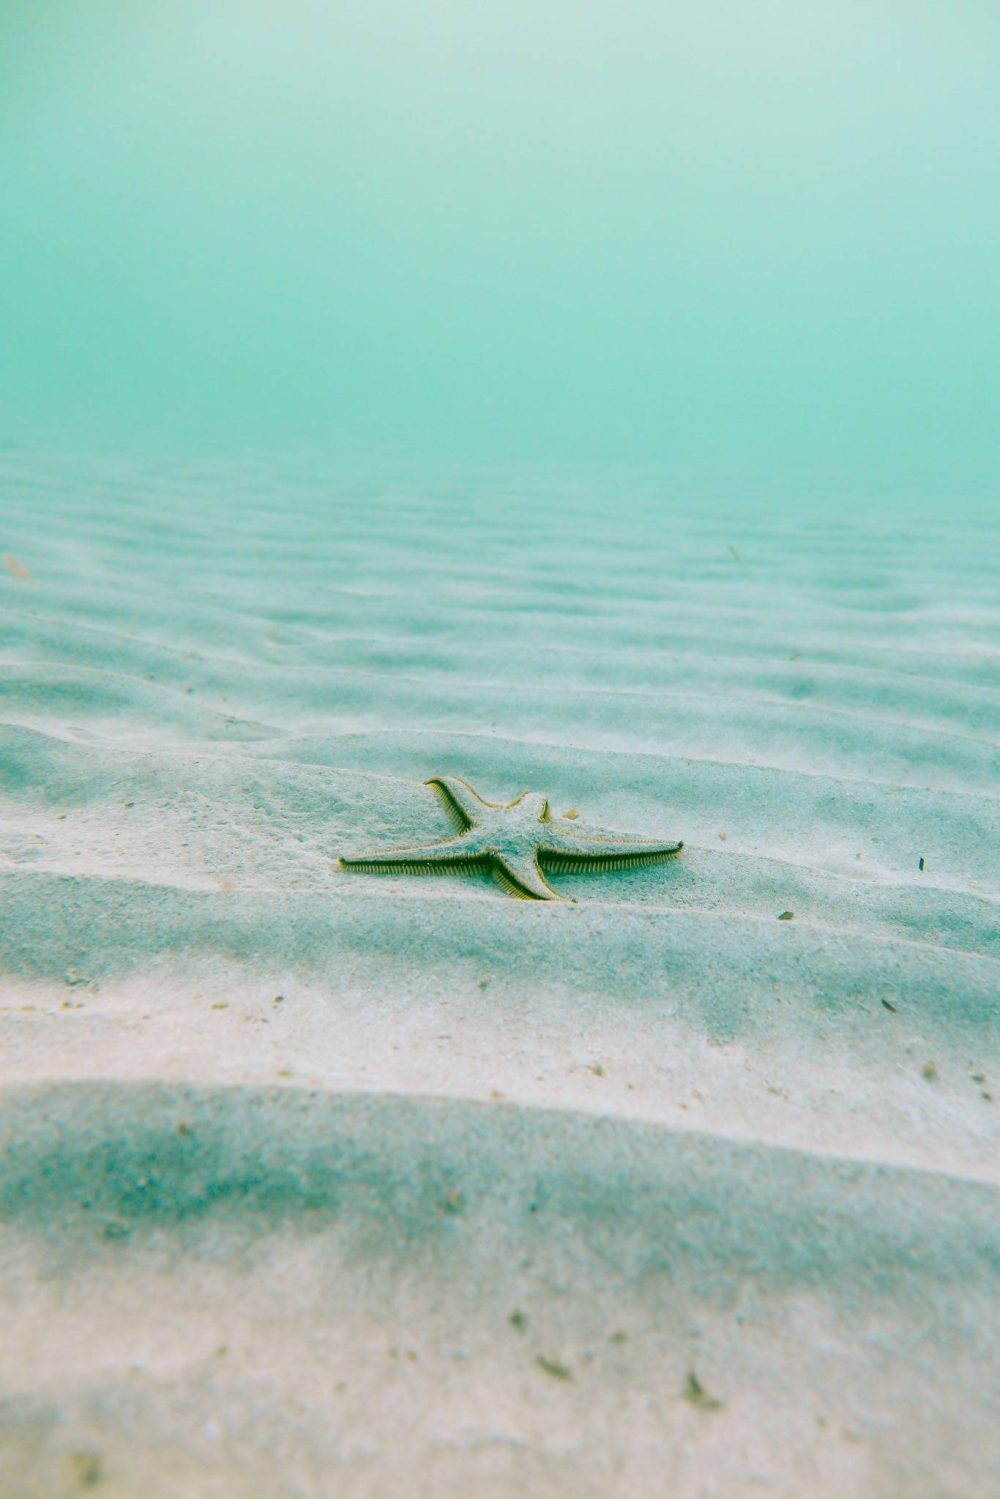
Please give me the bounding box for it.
[2,1083,998,1498]
[1,451,997,1496]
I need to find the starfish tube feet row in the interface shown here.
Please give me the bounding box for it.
[337,774,682,901]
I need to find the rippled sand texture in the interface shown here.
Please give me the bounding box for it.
[1,451,998,1497]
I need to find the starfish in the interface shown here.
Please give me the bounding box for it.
[337,775,683,901]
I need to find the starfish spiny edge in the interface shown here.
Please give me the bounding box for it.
[337,775,683,902]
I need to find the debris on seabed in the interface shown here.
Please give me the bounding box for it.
[3,553,31,581]
[684,1371,723,1411]
[922,1061,939,1082]
[918,857,925,871]
[537,1356,573,1380]
[881,999,898,1013]
[509,1310,528,1333]
[777,910,795,921]
[67,1452,102,1488]
[971,1071,993,1101]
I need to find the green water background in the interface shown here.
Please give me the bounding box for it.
[1,1,998,510]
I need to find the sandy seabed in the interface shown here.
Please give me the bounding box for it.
[0,451,998,1497]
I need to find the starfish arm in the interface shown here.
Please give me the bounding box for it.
[540,828,683,868]
[492,852,565,901]
[338,830,481,872]
[425,775,490,829]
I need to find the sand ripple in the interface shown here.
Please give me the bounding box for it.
[0,452,997,1495]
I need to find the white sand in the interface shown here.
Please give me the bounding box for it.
[0,450,997,1496]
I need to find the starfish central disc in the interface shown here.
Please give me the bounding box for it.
[337,775,682,901]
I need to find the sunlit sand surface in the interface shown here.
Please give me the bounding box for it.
[1,449,997,1496]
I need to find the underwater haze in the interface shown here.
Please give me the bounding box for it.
[2,7,1000,1496]
[2,0,1000,505]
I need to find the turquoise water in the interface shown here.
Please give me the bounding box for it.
[2,1,999,506]
[1,10,999,1493]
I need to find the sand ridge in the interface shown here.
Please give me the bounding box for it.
[0,449,998,1496]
